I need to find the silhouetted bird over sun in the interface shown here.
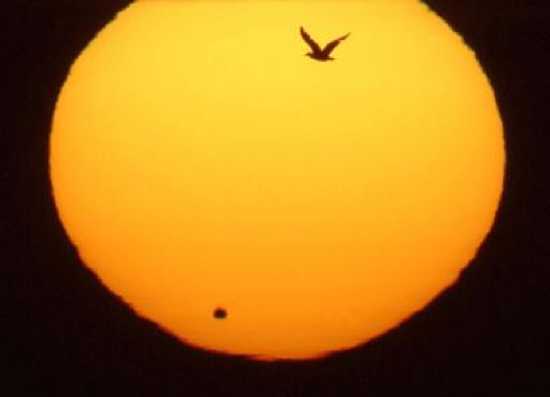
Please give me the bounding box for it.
[300,26,350,61]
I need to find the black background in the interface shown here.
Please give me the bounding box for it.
[4,1,550,396]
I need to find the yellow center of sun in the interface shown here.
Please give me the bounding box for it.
[50,0,505,360]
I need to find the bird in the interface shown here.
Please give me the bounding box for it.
[300,26,350,61]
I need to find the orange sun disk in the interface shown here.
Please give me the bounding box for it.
[50,0,505,360]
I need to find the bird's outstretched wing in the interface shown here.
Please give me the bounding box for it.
[300,26,322,54]
[321,33,350,57]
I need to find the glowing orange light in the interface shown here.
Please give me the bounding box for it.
[50,0,505,360]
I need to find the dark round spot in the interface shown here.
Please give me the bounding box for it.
[213,307,227,319]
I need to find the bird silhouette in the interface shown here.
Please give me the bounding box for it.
[300,26,350,61]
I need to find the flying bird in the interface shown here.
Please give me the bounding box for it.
[300,26,350,61]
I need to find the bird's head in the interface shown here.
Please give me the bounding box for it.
[305,52,314,58]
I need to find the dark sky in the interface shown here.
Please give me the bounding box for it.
[4,1,550,396]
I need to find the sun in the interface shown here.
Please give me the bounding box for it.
[50,0,505,360]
